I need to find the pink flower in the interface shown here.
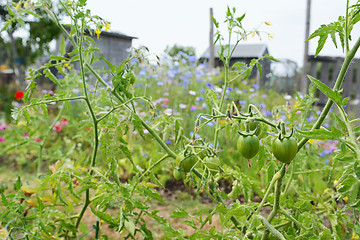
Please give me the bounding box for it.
[23,132,29,137]
[34,137,43,143]
[0,136,5,142]
[54,124,62,132]
[61,118,69,126]
[0,123,7,131]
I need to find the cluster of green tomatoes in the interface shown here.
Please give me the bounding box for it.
[173,119,298,180]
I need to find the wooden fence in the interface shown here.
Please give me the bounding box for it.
[306,55,360,109]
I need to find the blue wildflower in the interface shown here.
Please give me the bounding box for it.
[259,103,266,109]
[265,110,272,117]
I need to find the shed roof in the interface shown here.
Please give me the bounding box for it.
[201,43,268,59]
[99,30,137,40]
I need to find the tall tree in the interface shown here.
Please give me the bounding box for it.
[0,0,62,90]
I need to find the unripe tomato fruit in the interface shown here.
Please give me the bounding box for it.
[203,156,221,175]
[237,135,260,159]
[272,137,297,163]
[240,120,262,136]
[173,168,185,180]
[176,152,197,173]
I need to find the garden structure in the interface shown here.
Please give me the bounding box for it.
[306,55,360,114]
[200,43,271,86]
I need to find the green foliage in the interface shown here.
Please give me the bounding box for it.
[1,1,360,239]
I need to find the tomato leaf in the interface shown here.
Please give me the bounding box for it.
[170,208,189,218]
[307,75,342,106]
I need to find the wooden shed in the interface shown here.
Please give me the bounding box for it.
[69,30,136,70]
[200,43,271,85]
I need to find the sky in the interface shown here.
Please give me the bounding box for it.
[86,0,356,67]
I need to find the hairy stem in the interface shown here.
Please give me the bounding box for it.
[262,164,286,240]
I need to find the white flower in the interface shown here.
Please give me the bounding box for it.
[189,90,196,95]
[284,95,292,100]
[179,104,187,109]
[164,108,173,116]
[352,99,360,105]
[214,86,222,93]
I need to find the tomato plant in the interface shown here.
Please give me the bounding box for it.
[1,1,360,239]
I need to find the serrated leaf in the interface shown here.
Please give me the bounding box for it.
[23,108,30,123]
[14,176,22,191]
[256,62,262,78]
[342,97,349,106]
[124,219,136,236]
[332,113,346,133]
[91,207,120,226]
[40,104,48,118]
[307,75,342,106]
[141,187,165,203]
[264,54,280,62]
[101,57,115,72]
[296,128,342,140]
[132,114,145,139]
[59,35,66,56]
[119,145,134,166]
[170,208,189,219]
[183,220,197,230]
[45,69,62,86]
[60,221,77,233]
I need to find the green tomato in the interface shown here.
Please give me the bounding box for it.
[203,156,221,175]
[176,152,197,173]
[123,70,136,85]
[240,120,262,136]
[272,136,298,163]
[237,135,260,159]
[173,168,185,180]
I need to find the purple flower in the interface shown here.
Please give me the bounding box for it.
[252,83,259,90]
[195,70,204,77]
[166,140,172,145]
[189,55,196,62]
[265,110,272,117]
[207,121,216,127]
[206,83,214,88]
[259,103,266,109]
[131,58,138,65]
[57,74,64,79]
[239,100,246,105]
